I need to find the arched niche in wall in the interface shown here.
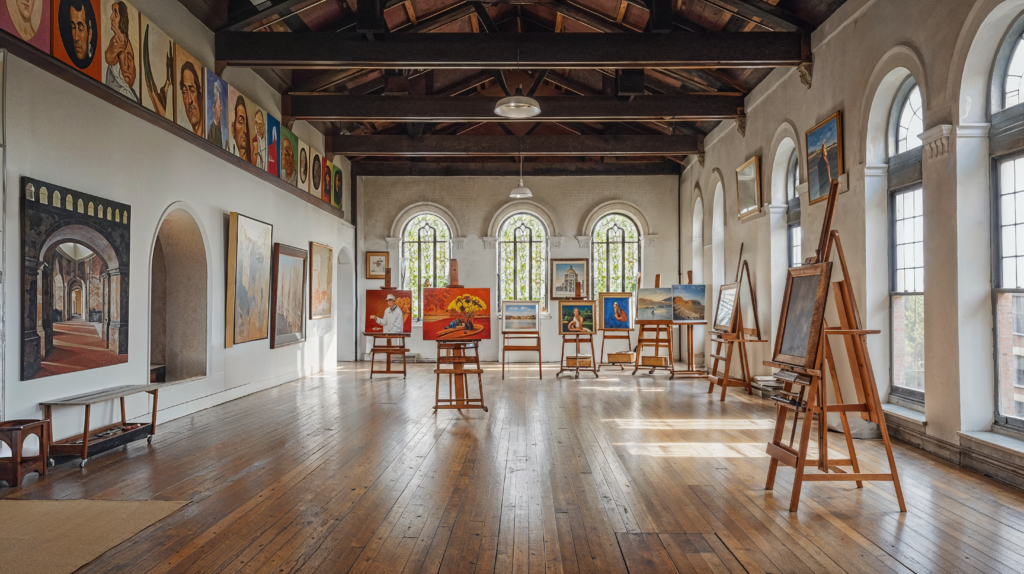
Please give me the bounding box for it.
[487,200,559,239]
[768,122,802,206]
[150,204,210,382]
[337,245,357,362]
[710,171,726,290]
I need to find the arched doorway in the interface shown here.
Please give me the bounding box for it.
[338,247,356,361]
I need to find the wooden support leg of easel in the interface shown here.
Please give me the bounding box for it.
[789,379,819,512]
[822,335,863,486]
[765,400,792,490]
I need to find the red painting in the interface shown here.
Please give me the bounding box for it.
[52,0,102,80]
[422,288,491,341]
[364,289,412,335]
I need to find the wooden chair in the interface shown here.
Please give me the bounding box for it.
[0,420,49,487]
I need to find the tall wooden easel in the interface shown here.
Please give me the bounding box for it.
[707,245,766,400]
[632,275,675,377]
[557,283,598,379]
[763,180,906,512]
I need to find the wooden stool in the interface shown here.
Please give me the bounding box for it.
[434,341,488,412]
[501,331,542,379]
[0,420,49,487]
[366,332,409,379]
[557,334,598,379]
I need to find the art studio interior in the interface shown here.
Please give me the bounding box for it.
[3,0,1024,572]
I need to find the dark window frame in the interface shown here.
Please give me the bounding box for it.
[888,178,925,404]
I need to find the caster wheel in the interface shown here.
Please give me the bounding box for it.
[147,435,153,444]
[79,459,88,468]
[483,407,489,412]
[48,458,55,468]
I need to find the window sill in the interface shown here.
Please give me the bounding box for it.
[881,403,926,428]
[959,431,1024,461]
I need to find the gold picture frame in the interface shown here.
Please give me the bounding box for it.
[366,251,388,280]
[735,156,761,219]
[806,111,844,205]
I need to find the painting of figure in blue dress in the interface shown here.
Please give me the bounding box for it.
[599,293,632,330]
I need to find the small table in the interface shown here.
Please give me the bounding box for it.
[365,332,410,378]
[501,331,542,380]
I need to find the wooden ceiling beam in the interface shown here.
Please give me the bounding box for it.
[700,0,811,33]
[331,135,701,156]
[351,161,682,176]
[220,0,309,32]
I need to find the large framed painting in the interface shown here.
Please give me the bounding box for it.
[100,0,138,101]
[20,177,131,380]
[204,69,229,151]
[773,263,833,368]
[0,0,49,52]
[365,290,412,334]
[309,242,332,319]
[140,14,174,120]
[297,140,310,193]
[712,283,740,333]
[636,287,672,323]
[226,212,272,348]
[422,288,492,341]
[280,125,298,185]
[559,301,596,335]
[806,111,844,205]
[735,156,761,219]
[270,243,307,349]
[174,44,204,137]
[366,251,388,280]
[672,284,707,323]
[598,292,632,330]
[551,259,588,300]
[52,0,101,80]
[502,301,540,332]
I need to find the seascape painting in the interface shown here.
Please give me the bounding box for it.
[270,244,306,348]
[672,284,706,322]
[599,292,632,330]
[226,212,272,347]
[806,111,844,204]
[636,288,672,322]
[422,288,491,341]
[365,290,412,334]
[309,242,332,319]
[502,301,539,332]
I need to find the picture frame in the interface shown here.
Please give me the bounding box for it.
[502,301,540,332]
[366,251,388,280]
[550,259,589,299]
[636,287,673,324]
[558,300,596,335]
[309,242,333,320]
[365,289,413,334]
[806,111,844,205]
[735,156,761,219]
[772,262,834,368]
[226,212,273,348]
[672,284,707,323]
[422,288,492,340]
[712,283,740,333]
[598,292,633,330]
[270,243,308,349]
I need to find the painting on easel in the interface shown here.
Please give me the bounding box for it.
[422,288,492,340]
[599,292,633,330]
[772,263,833,369]
[559,301,596,335]
[672,284,706,323]
[636,288,672,323]
[712,283,739,332]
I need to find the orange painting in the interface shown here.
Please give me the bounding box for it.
[365,290,412,334]
[422,288,491,341]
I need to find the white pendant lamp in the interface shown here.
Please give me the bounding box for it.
[510,154,532,198]
[495,35,541,119]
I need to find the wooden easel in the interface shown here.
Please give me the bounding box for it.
[763,179,906,513]
[707,247,766,400]
[632,275,676,377]
[557,283,598,379]
[434,340,488,412]
[599,330,633,370]
[366,332,409,378]
[502,330,541,379]
[673,271,708,379]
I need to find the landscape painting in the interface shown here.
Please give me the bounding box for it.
[599,292,632,330]
[100,0,138,101]
[20,177,131,380]
[309,242,332,320]
[52,0,101,80]
[365,290,412,334]
[226,212,272,347]
[806,111,844,204]
[502,301,539,332]
[636,288,672,322]
[0,0,49,52]
[672,284,706,323]
[551,259,588,299]
[559,301,596,335]
[422,288,492,341]
[140,14,174,120]
[270,244,307,349]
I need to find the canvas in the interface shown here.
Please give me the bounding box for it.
[139,14,173,120]
[366,251,387,280]
[297,140,310,193]
[773,262,833,368]
[735,156,760,219]
[309,241,332,319]
[310,151,322,198]
[321,158,333,203]
[598,292,632,330]
[227,85,251,161]
[551,259,588,299]
[331,163,343,208]
[365,290,412,334]
[502,301,539,332]
[173,44,204,137]
[636,288,672,322]
[270,243,307,348]
[0,0,50,51]
[204,69,229,151]
[280,125,298,185]
[806,111,844,204]
[248,97,267,170]
[226,212,272,347]
[53,0,101,80]
[672,284,706,323]
[713,283,739,332]
[559,301,596,335]
[20,177,131,380]
[422,288,492,341]
[266,114,280,177]
[99,0,137,101]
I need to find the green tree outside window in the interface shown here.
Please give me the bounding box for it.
[402,214,451,320]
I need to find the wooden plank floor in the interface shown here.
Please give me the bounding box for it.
[8,363,1024,573]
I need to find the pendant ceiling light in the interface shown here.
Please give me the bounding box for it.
[510,154,532,198]
[495,35,541,118]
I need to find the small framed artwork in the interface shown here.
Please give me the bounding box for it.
[309,242,333,319]
[551,259,588,299]
[270,243,307,349]
[735,156,761,219]
[502,301,540,332]
[366,251,388,280]
[806,111,844,205]
[772,262,834,368]
[559,301,596,335]
[672,284,707,323]
[712,283,740,333]
[636,288,672,323]
[599,292,633,330]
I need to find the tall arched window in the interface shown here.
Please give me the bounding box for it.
[591,213,641,294]
[786,149,800,202]
[497,213,547,304]
[401,214,451,320]
[891,79,923,155]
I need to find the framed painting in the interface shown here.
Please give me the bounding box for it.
[174,44,204,137]
[806,111,844,205]
[140,14,173,120]
[100,0,137,101]
[598,292,632,330]
[551,259,588,299]
[226,212,273,347]
[270,244,307,348]
[321,158,333,203]
[52,0,100,80]
[227,85,250,161]
[672,284,707,323]
[559,301,596,335]
[248,98,267,170]
[280,125,298,185]
[422,288,492,341]
[309,241,332,320]
[297,140,310,193]
[0,0,49,51]
[266,114,280,177]
[712,283,740,333]
[772,263,834,368]
[735,156,761,219]
[365,290,413,334]
[502,301,540,332]
[366,251,388,280]
[636,287,672,323]
[205,69,229,151]
[331,163,344,208]
[310,151,323,198]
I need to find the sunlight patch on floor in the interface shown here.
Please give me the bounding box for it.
[616,442,771,458]
[604,419,777,430]
[579,387,666,392]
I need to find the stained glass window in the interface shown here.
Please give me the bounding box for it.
[401,214,451,320]
[497,213,547,305]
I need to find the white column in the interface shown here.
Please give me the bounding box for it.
[863,163,891,402]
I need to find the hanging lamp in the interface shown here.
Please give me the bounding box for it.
[510,154,532,198]
[495,35,541,118]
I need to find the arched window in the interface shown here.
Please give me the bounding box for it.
[591,213,641,294]
[402,213,451,320]
[890,79,923,155]
[497,213,547,304]
[1006,26,1024,108]
[786,149,800,201]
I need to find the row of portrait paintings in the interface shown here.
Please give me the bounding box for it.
[226,212,333,350]
[0,0,343,209]
[364,288,493,341]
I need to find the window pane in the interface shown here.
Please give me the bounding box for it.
[891,187,924,293]
[497,213,548,306]
[996,293,1024,420]
[892,294,925,391]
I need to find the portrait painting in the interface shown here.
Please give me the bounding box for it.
[99,0,136,101]
[366,251,388,280]
[422,288,492,341]
[227,85,250,161]
[309,241,332,320]
[551,259,588,300]
[310,151,322,197]
[712,283,739,333]
[226,212,272,347]
[365,290,412,334]
[806,111,844,204]
[321,158,333,203]
[20,177,131,380]
[297,139,310,193]
[280,125,298,186]
[672,284,706,323]
[248,97,267,170]
[636,287,672,323]
[140,14,173,120]
[174,44,204,137]
[559,301,596,335]
[270,243,307,349]
[773,263,833,368]
[266,113,280,177]
[0,0,49,51]
[735,156,761,219]
[53,0,101,80]
[502,301,539,332]
[598,292,632,330]
[204,69,229,151]
[331,163,343,209]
